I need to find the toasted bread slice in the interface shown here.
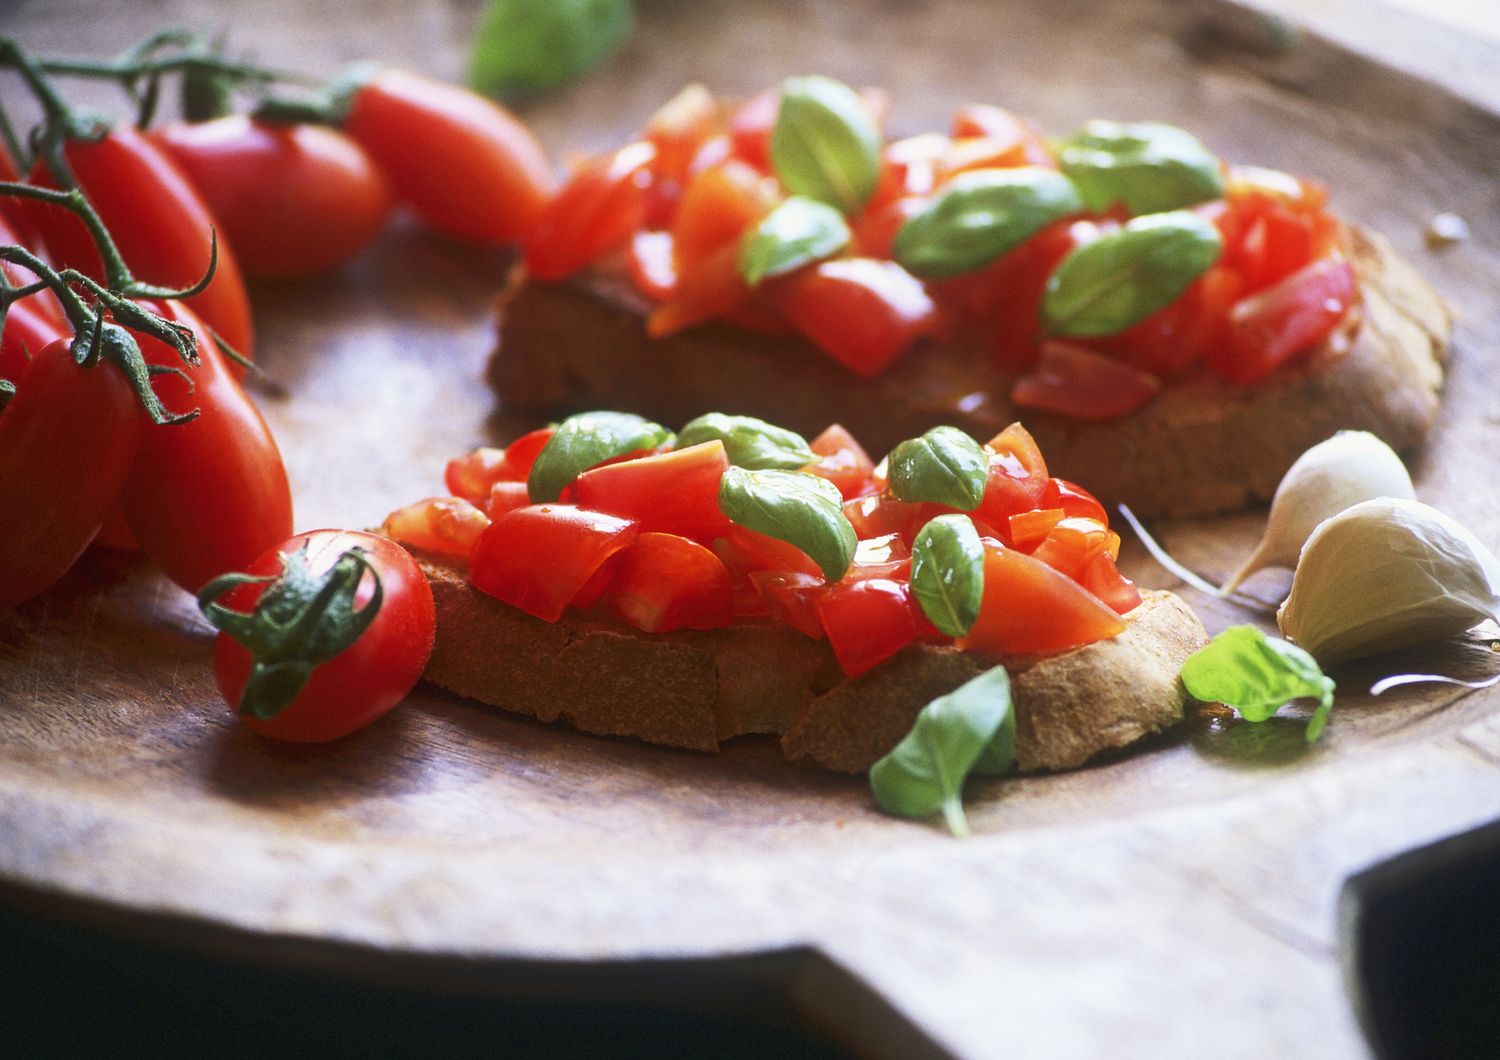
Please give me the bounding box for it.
[419,552,1209,773]
[490,226,1447,518]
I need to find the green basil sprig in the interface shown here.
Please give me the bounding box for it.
[770,75,881,215]
[528,411,673,502]
[887,427,989,512]
[469,0,634,100]
[739,196,852,286]
[1057,120,1225,215]
[678,413,815,470]
[870,666,1016,837]
[717,467,856,581]
[910,515,986,638]
[1180,625,1336,742]
[892,167,1083,279]
[1042,210,1222,337]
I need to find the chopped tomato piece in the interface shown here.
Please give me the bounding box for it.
[843,493,924,541]
[975,422,1049,528]
[1041,478,1109,526]
[805,423,876,499]
[445,447,508,502]
[939,134,1055,180]
[643,84,720,185]
[469,504,639,621]
[687,134,733,177]
[501,427,556,481]
[959,542,1126,655]
[605,532,734,632]
[817,577,919,677]
[486,481,531,518]
[380,496,490,558]
[1011,342,1163,421]
[725,524,822,579]
[848,532,911,581]
[749,569,827,639]
[627,230,677,302]
[728,89,778,171]
[1030,516,1113,579]
[949,105,1052,167]
[647,239,749,337]
[852,194,926,259]
[1210,256,1357,386]
[770,258,939,377]
[1008,507,1065,551]
[572,440,731,542]
[525,141,657,281]
[672,159,773,268]
[869,135,950,208]
[1104,265,1243,378]
[957,218,1092,371]
[1078,551,1142,615]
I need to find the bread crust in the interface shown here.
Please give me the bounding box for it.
[419,553,1210,773]
[490,226,1448,518]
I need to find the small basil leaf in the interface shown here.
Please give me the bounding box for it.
[910,514,985,638]
[678,413,815,470]
[738,196,852,286]
[771,75,881,215]
[870,666,1014,837]
[1181,625,1336,743]
[717,467,855,582]
[1058,120,1225,215]
[469,0,633,100]
[1042,210,1222,337]
[528,411,672,502]
[892,167,1083,279]
[888,427,989,512]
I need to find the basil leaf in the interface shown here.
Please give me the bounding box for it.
[910,514,985,638]
[469,0,633,100]
[678,413,815,470]
[892,167,1083,279]
[1042,210,1222,337]
[888,427,988,512]
[870,666,1014,837]
[738,196,851,286]
[528,411,672,502]
[1058,120,1224,216]
[1180,625,1336,743]
[770,76,881,215]
[717,467,855,582]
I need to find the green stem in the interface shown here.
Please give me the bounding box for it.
[0,103,28,173]
[0,180,139,293]
[0,244,93,331]
[940,797,971,838]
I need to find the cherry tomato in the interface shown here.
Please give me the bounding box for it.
[816,577,919,677]
[207,529,435,742]
[0,337,141,609]
[572,441,731,542]
[604,531,734,632]
[381,496,490,558]
[26,125,255,360]
[469,504,639,621]
[525,142,656,281]
[344,68,552,246]
[852,194,926,259]
[959,541,1125,655]
[150,116,394,278]
[805,423,876,499]
[1102,265,1243,378]
[1211,256,1357,386]
[770,257,939,377]
[115,300,291,591]
[1011,342,1163,421]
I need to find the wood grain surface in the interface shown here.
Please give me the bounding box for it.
[3,1,1500,1056]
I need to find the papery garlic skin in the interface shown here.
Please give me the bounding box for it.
[1278,498,1500,665]
[1224,431,1414,593]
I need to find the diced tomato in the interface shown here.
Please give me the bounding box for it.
[647,239,750,337]
[868,135,951,209]
[380,496,490,558]
[1078,550,1142,615]
[524,141,657,281]
[843,493,925,541]
[816,577,920,677]
[445,447,509,501]
[501,427,555,481]
[852,194,926,259]
[627,230,677,302]
[805,423,876,499]
[749,569,827,639]
[1008,507,1065,551]
[604,532,734,632]
[672,159,774,268]
[687,134,733,177]
[974,422,1049,528]
[1011,342,1163,421]
[469,504,639,621]
[1041,478,1109,526]
[1030,516,1112,579]
[487,480,531,518]
[725,524,822,579]
[728,89,779,171]
[643,84,720,186]
[770,258,939,377]
[1103,265,1243,378]
[959,541,1126,655]
[572,440,731,542]
[1210,256,1357,386]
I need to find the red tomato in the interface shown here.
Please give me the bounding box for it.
[380,496,490,558]
[816,577,919,677]
[867,135,949,210]
[969,219,1092,372]
[344,68,551,245]
[627,229,677,301]
[748,569,827,639]
[843,493,924,542]
[0,298,65,384]
[642,84,720,186]
[805,423,876,499]
[728,89,778,171]
[525,141,655,281]
[1211,256,1357,386]
[150,116,394,278]
[26,125,255,360]
[852,195,926,259]
[605,532,734,632]
[646,239,750,338]
[445,446,509,501]
[469,504,639,621]
[1041,478,1109,526]
[573,441,731,541]
[0,211,66,330]
[959,541,1126,655]
[1103,265,1243,378]
[975,422,1049,528]
[205,529,434,742]
[1078,551,1142,615]
[487,481,532,518]
[770,258,939,377]
[1011,342,1163,421]
[1030,516,1113,579]
[1007,507,1065,551]
[672,160,773,268]
[724,524,822,579]
[0,337,141,609]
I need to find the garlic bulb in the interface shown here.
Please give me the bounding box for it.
[1277,498,1500,665]
[1222,431,1414,593]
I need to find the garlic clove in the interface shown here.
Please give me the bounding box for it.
[1222,431,1414,593]
[1277,497,1500,666]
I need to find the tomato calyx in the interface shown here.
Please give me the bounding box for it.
[197,543,384,719]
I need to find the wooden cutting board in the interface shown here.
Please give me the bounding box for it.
[3,0,1500,1055]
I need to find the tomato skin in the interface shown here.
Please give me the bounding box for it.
[345,69,551,246]
[0,298,66,383]
[26,125,255,360]
[724,524,822,579]
[469,504,639,621]
[0,211,66,330]
[959,541,1126,656]
[0,338,142,609]
[1011,342,1163,422]
[816,577,919,677]
[150,116,394,278]
[212,530,435,742]
[1211,256,1358,386]
[974,422,1049,529]
[573,441,731,542]
[381,496,490,557]
[1041,477,1109,526]
[525,142,656,281]
[748,569,826,639]
[604,532,734,632]
[770,258,939,377]
[1079,551,1142,615]
[805,423,876,499]
[1030,516,1113,579]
